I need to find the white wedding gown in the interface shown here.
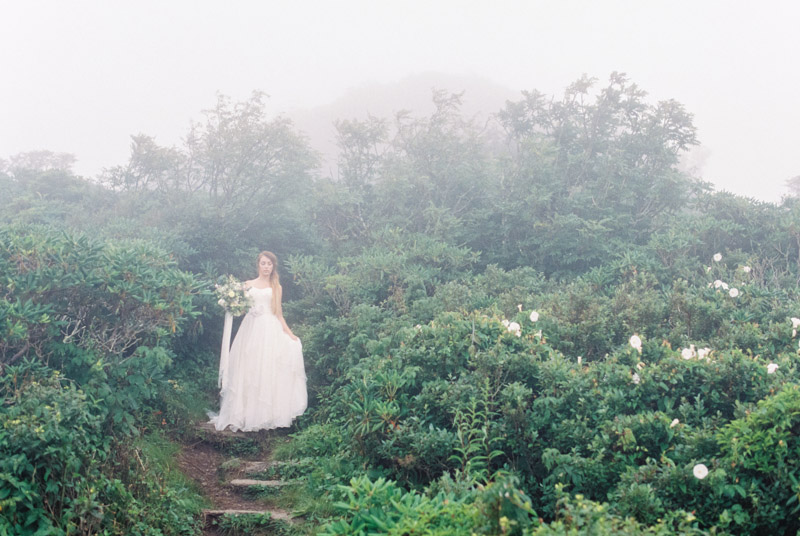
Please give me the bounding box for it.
[210,286,307,432]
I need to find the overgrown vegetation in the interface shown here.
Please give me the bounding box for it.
[2,74,799,534]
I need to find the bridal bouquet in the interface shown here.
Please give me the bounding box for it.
[214,275,252,316]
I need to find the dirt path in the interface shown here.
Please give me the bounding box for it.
[177,441,266,512]
[175,424,296,535]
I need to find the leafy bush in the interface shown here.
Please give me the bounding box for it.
[319,475,537,536]
[0,362,203,535]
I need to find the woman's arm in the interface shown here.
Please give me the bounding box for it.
[275,286,299,341]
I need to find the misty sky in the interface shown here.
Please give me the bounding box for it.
[2,1,799,202]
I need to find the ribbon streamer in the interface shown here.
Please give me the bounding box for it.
[219,312,233,389]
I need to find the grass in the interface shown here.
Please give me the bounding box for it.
[135,428,212,510]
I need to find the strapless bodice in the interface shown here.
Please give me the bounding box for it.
[246,286,274,317]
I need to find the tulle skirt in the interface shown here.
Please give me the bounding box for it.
[209,311,307,432]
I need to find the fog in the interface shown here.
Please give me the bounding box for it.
[2,0,799,202]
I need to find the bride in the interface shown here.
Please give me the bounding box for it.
[210,251,307,432]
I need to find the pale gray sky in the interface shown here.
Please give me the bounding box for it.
[2,0,798,202]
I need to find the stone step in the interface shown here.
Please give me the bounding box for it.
[242,460,301,474]
[242,460,272,473]
[203,508,292,521]
[195,421,251,438]
[229,478,288,488]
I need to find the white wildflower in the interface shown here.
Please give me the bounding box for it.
[502,319,510,328]
[729,288,739,298]
[632,373,641,385]
[713,280,724,289]
[791,317,800,329]
[508,321,522,337]
[705,266,711,273]
[681,347,695,360]
[530,310,540,322]
[713,253,722,262]
[629,335,643,353]
[767,363,779,374]
[697,347,711,360]
[670,418,680,428]
[577,356,582,364]
[742,266,751,273]
[693,464,709,479]
[517,304,523,312]
[637,362,645,370]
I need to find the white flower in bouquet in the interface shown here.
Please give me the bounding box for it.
[693,463,709,479]
[214,275,253,317]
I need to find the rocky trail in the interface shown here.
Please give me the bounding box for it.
[176,422,303,535]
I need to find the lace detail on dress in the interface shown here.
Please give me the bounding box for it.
[245,286,272,317]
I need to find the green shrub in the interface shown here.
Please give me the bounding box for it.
[715,385,800,534]
[319,475,537,536]
[0,363,203,535]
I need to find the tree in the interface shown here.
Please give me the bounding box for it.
[785,175,800,198]
[0,151,105,226]
[480,72,702,274]
[102,92,320,275]
[1,150,76,175]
